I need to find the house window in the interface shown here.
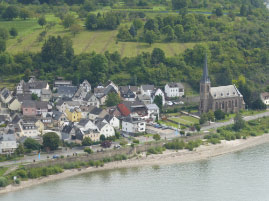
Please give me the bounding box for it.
[235,100,238,107]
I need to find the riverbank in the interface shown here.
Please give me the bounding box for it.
[1,133,269,194]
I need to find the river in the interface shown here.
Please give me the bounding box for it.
[1,143,269,201]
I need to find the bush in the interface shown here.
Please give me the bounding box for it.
[0,177,8,187]
[165,139,185,150]
[133,139,139,144]
[16,169,27,178]
[147,146,165,155]
[180,130,185,135]
[15,178,20,184]
[84,147,93,154]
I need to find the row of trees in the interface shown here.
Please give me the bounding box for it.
[0,5,33,20]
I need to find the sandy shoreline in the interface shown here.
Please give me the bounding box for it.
[1,134,269,195]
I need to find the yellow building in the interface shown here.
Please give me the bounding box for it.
[65,108,82,122]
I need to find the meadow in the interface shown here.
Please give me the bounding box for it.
[0,13,196,57]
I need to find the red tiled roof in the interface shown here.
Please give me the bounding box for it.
[117,103,131,116]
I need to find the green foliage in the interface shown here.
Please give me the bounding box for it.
[9,27,18,37]
[0,39,6,52]
[0,177,8,187]
[153,134,161,141]
[0,28,9,40]
[42,132,60,151]
[38,16,47,28]
[233,113,245,131]
[82,137,92,146]
[252,98,266,110]
[147,146,165,155]
[2,6,19,20]
[185,140,202,151]
[153,95,163,112]
[105,92,120,107]
[214,109,225,120]
[84,147,93,154]
[165,139,185,150]
[133,139,140,144]
[100,134,106,142]
[199,113,208,124]
[15,144,25,155]
[23,138,41,150]
[62,14,76,29]
[31,93,39,100]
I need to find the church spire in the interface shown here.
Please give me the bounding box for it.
[201,54,210,83]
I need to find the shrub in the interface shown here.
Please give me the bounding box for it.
[16,169,27,178]
[147,146,165,155]
[15,178,20,184]
[165,139,185,150]
[133,139,139,144]
[84,147,93,154]
[0,177,8,187]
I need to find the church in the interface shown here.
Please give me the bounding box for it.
[199,56,245,114]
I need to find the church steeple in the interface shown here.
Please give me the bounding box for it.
[201,54,210,83]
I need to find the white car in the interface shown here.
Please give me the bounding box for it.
[166,101,173,106]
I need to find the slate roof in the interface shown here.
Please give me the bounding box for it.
[90,107,103,115]
[123,116,144,123]
[17,94,32,102]
[41,88,51,95]
[25,81,48,90]
[210,85,242,99]
[22,100,36,108]
[167,82,184,89]
[146,104,159,110]
[95,120,107,130]
[78,119,91,127]
[201,54,210,83]
[141,85,154,91]
[261,92,269,100]
[35,101,48,109]
[1,88,10,99]
[62,123,74,134]
[119,86,139,94]
[58,86,78,97]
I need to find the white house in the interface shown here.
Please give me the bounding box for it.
[141,85,155,96]
[0,129,17,154]
[260,92,269,106]
[146,104,160,121]
[95,121,115,138]
[84,93,100,108]
[104,115,120,129]
[76,118,98,131]
[151,88,165,105]
[122,116,146,134]
[164,82,184,98]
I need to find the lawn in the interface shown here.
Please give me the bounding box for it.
[0,167,8,176]
[170,115,199,126]
[158,120,179,128]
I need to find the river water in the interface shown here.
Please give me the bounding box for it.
[1,143,269,201]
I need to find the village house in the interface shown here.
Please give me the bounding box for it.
[95,119,115,138]
[260,92,269,107]
[41,88,52,102]
[0,88,13,104]
[199,55,245,114]
[151,88,166,105]
[119,86,139,101]
[118,101,147,118]
[0,129,17,154]
[83,93,100,108]
[164,82,184,98]
[65,108,82,122]
[75,128,100,142]
[56,100,80,113]
[141,85,155,96]
[77,118,98,131]
[137,94,151,105]
[22,101,37,116]
[61,122,76,141]
[22,77,49,97]
[52,111,67,128]
[146,104,160,121]
[122,116,146,134]
[88,107,108,121]
[57,86,78,98]
[8,97,21,111]
[79,105,94,119]
[104,114,120,129]
[53,79,73,90]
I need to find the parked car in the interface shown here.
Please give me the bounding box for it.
[166,101,173,106]
[52,155,59,159]
[114,144,121,149]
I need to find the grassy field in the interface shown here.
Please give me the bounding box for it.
[170,115,199,126]
[0,14,196,57]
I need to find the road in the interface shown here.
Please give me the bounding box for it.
[201,111,269,131]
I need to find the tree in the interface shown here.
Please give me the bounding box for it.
[144,19,157,31]
[0,28,9,40]
[100,134,106,141]
[174,24,184,40]
[105,92,120,107]
[172,0,189,10]
[84,147,93,154]
[252,98,266,110]
[151,48,165,65]
[207,110,214,121]
[19,8,32,20]
[15,144,25,155]
[38,16,47,28]
[117,26,132,40]
[31,93,39,100]
[233,113,245,131]
[85,14,98,30]
[153,134,161,141]
[0,39,6,52]
[215,7,223,17]
[240,4,248,16]
[62,14,76,29]
[42,132,60,151]
[101,140,112,148]
[214,109,225,120]
[154,95,163,112]
[69,23,82,36]
[9,27,18,37]
[82,137,92,146]
[24,138,41,150]
[145,30,157,45]
[133,18,143,30]
[129,25,137,38]
[2,6,19,20]
[41,36,64,63]
[199,113,208,124]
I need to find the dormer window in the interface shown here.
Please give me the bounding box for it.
[227,92,229,96]
[221,93,223,96]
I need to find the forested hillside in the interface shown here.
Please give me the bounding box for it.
[0,0,268,109]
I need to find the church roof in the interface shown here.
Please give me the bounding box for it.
[210,85,242,99]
